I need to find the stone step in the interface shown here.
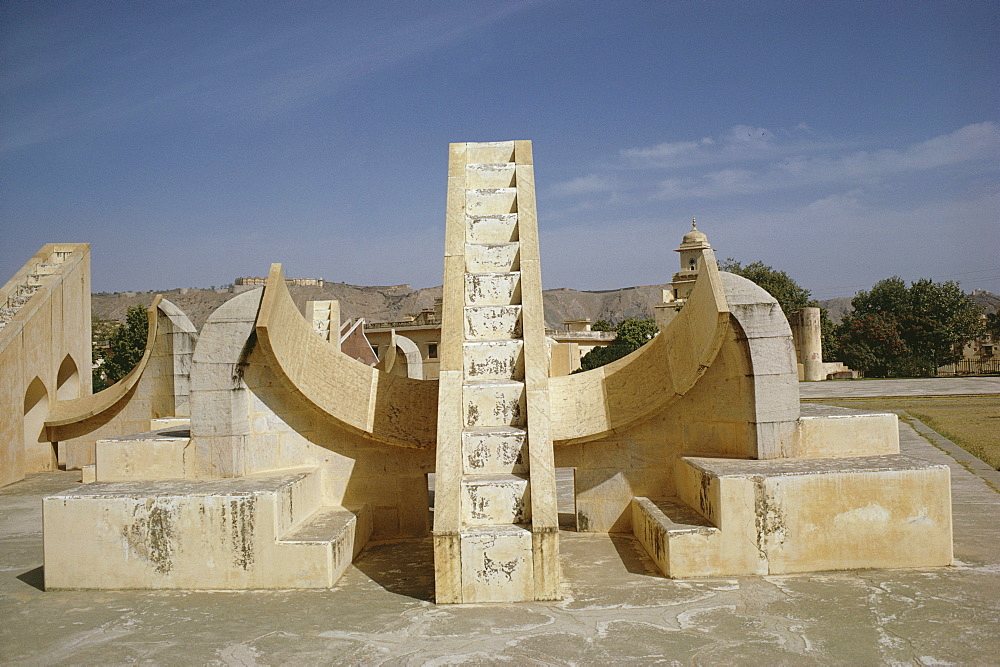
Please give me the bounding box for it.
[464,305,522,341]
[462,427,528,475]
[467,188,517,215]
[466,140,515,164]
[150,417,190,430]
[631,496,721,579]
[43,468,346,590]
[463,340,524,381]
[467,214,518,244]
[458,524,534,603]
[662,454,954,577]
[466,242,520,273]
[466,163,516,189]
[465,272,521,307]
[462,474,530,525]
[277,504,373,581]
[463,381,526,428]
[95,430,193,482]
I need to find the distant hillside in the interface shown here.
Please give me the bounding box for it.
[970,290,1000,315]
[92,283,670,330]
[819,290,998,325]
[93,284,997,331]
[816,297,853,324]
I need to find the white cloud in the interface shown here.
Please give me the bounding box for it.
[549,174,613,198]
[621,123,817,168]
[652,122,1000,201]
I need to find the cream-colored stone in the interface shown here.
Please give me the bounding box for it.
[466,140,515,164]
[463,305,522,340]
[795,413,899,458]
[43,469,372,589]
[1,244,91,486]
[466,188,517,216]
[96,434,189,481]
[465,242,520,273]
[464,272,521,306]
[459,526,534,602]
[467,214,518,243]
[462,428,528,475]
[463,382,526,428]
[461,474,530,525]
[466,163,515,189]
[463,340,524,381]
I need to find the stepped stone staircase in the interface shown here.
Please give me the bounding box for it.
[0,252,71,330]
[433,141,560,603]
[44,465,371,589]
[633,454,953,578]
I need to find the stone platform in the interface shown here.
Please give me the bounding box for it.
[3,414,997,663]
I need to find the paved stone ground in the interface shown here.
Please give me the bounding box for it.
[2,415,999,664]
[799,376,1000,399]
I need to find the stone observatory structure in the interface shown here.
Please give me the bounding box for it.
[37,140,953,602]
[0,243,92,487]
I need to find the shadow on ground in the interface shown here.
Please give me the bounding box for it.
[351,538,436,602]
[16,566,44,592]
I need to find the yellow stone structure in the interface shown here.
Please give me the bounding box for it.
[21,140,952,598]
[0,243,91,487]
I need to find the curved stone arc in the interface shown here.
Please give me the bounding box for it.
[549,252,730,445]
[45,295,163,440]
[254,263,438,449]
[388,331,424,380]
[718,270,801,459]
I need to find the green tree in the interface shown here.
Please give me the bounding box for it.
[834,277,984,377]
[93,306,148,392]
[718,258,837,359]
[577,318,658,372]
[985,311,1000,342]
[591,319,614,332]
[718,259,813,316]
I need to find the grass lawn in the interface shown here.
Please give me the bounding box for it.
[814,396,1000,470]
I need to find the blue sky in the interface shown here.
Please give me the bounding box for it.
[2,1,998,298]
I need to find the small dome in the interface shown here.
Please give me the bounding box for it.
[680,219,709,246]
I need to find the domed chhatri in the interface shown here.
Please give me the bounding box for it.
[680,218,710,248]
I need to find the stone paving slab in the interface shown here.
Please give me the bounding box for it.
[799,376,1000,399]
[2,416,998,664]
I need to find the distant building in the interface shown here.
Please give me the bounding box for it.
[235,276,325,287]
[364,298,614,378]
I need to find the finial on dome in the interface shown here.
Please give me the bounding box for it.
[691,218,697,229]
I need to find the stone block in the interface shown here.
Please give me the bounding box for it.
[465,243,519,273]
[466,163,515,189]
[463,381,526,428]
[795,413,899,458]
[460,526,534,602]
[466,188,517,216]
[465,272,521,306]
[466,141,515,164]
[462,428,528,475]
[463,340,524,381]
[467,214,518,243]
[96,435,190,482]
[461,474,530,525]
[464,305,522,341]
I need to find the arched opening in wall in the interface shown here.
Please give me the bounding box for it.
[23,377,56,471]
[56,355,81,401]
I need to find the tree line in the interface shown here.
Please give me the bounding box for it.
[579,260,989,378]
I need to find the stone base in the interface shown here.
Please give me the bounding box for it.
[634,453,953,577]
[43,467,371,589]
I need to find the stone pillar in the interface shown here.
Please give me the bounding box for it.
[800,307,824,382]
[432,140,560,603]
